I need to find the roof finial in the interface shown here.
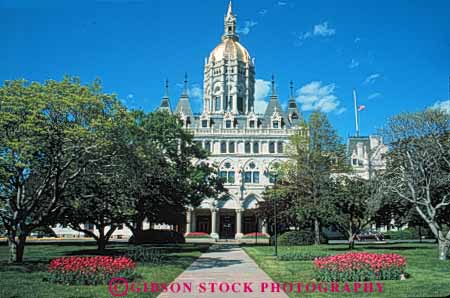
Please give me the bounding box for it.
[271,74,276,96]
[183,73,188,96]
[164,79,169,97]
[290,80,294,98]
[227,0,233,16]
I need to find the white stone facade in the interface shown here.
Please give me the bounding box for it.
[160,2,307,240]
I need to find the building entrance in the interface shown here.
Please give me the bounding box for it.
[219,214,235,239]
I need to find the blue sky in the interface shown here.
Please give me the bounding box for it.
[1,0,449,138]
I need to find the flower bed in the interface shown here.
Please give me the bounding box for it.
[185,232,211,239]
[314,252,406,281]
[47,256,136,285]
[241,232,270,239]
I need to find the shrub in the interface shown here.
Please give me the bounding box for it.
[241,232,270,239]
[185,232,211,239]
[384,227,433,240]
[128,230,185,244]
[314,252,406,282]
[277,230,315,246]
[47,256,136,285]
[125,246,165,264]
[278,251,331,261]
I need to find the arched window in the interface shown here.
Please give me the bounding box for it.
[243,161,260,184]
[269,142,275,153]
[220,141,227,153]
[219,161,235,184]
[205,141,211,153]
[245,142,251,153]
[229,141,235,153]
[277,142,283,153]
[215,96,221,111]
[253,142,259,153]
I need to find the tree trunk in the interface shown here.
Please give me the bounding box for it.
[8,237,17,264]
[98,226,106,251]
[314,218,320,245]
[438,238,450,261]
[8,234,27,263]
[348,234,355,250]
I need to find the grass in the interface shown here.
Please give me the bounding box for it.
[0,242,209,298]
[244,243,450,298]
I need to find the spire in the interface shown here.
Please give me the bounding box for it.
[289,80,294,99]
[157,79,172,113]
[164,79,169,97]
[286,80,304,126]
[175,74,193,117]
[264,74,284,125]
[227,0,233,17]
[182,72,188,96]
[223,0,238,41]
[271,74,276,96]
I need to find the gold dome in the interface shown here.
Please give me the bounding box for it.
[209,38,251,64]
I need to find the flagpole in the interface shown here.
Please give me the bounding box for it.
[353,89,359,137]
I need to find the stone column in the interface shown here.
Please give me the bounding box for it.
[261,220,268,234]
[191,210,196,232]
[210,208,219,240]
[185,209,192,235]
[235,209,243,239]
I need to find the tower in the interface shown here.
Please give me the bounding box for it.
[202,1,255,115]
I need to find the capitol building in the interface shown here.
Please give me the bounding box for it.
[158,2,308,240]
[51,1,387,240]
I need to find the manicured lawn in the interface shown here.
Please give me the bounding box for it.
[244,243,450,298]
[0,242,209,298]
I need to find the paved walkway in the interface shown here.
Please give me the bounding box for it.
[158,244,289,298]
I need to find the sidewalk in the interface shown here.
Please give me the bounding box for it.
[158,244,289,298]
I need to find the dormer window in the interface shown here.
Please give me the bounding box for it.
[225,120,232,128]
[249,120,255,128]
[202,120,208,128]
[273,121,279,129]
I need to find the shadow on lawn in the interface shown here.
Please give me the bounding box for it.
[0,260,48,273]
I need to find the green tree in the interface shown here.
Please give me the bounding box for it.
[381,109,450,260]
[284,111,348,244]
[0,77,115,262]
[326,176,383,249]
[120,110,223,239]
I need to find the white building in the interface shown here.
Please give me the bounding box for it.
[347,135,387,179]
[159,2,307,240]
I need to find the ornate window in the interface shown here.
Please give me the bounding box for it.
[268,161,281,183]
[220,160,235,184]
[202,120,208,128]
[242,161,260,184]
[225,120,232,128]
